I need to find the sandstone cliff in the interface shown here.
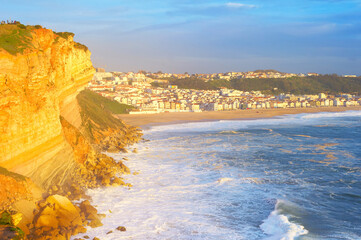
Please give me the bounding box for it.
[0,26,95,189]
[0,24,142,239]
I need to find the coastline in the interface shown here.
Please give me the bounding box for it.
[81,107,361,239]
[117,106,361,128]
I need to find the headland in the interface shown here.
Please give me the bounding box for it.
[0,23,142,240]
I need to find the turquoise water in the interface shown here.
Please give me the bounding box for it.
[74,111,361,240]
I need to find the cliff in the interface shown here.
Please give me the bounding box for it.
[0,24,95,189]
[0,24,142,239]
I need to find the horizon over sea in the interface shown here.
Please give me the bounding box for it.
[72,110,361,240]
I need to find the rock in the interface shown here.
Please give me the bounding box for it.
[51,185,59,192]
[101,176,111,186]
[38,201,47,208]
[120,148,128,153]
[0,226,18,240]
[83,235,90,239]
[35,214,59,228]
[80,200,98,218]
[32,194,84,239]
[111,177,125,186]
[116,226,126,232]
[118,162,130,174]
[93,237,100,240]
[106,230,113,234]
[46,195,82,227]
[107,146,118,153]
[11,213,22,226]
[89,218,103,228]
[41,205,56,215]
[73,225,87,235]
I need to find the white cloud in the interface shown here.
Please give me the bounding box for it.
[226,2,257,8]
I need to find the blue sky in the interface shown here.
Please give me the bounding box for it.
[1,0,361,74]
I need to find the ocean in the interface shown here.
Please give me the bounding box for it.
[73,111,361,240]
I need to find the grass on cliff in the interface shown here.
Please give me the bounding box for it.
[77,90,134,137]
[54,31,89,51]
[0,24,34,54]
[54,31,74,39]
[0,24,90,55]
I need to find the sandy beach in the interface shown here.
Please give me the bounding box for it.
[117,106,361,128]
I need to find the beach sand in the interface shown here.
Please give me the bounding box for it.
[117,106,361,128]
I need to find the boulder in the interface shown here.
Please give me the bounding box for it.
[80,200,98,218]
[116,226,126,232]
[35,214,58,229]
[46,195,82,227]
[89,218,103,228]
[111,177,125,186]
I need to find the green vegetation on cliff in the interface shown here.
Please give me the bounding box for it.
[0,211,24,240]
[54,31,74,39]
[165,75,361,95]
[77,89,134,138]
[54,31,88,51]
[0,24,90,55]
[0,24,34,55]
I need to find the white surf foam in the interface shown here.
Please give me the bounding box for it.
[71,139,247,240]
[146,110,361,134]
[216,177,233,184]
[260,200,308,240]
[70,111,360,239]
[300,110,361,119]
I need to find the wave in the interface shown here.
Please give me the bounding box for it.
[216,177,233,184]
[300,110,361,119]
[146,110,361,133]
[260,199,308,240]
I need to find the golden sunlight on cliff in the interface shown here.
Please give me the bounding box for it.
[0,27,95,187]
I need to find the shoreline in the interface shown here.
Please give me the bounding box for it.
[117,106,361,129]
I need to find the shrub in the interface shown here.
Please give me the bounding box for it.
[55,31,75,39]
[17,24,26,29]
[74,42,88,51]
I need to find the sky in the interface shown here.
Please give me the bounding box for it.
[1,0,361,74]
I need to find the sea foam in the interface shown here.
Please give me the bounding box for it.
[71,110,361,240]
[147,110,361,134]
[260,200,308,240]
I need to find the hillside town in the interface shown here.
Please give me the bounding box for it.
[88,69,361,114]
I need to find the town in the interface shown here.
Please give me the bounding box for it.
[88,68,361,114]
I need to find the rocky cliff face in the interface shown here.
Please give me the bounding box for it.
[0,25,143,239]
[0,27,95,188]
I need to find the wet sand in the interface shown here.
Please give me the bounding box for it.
[117,106,361,128]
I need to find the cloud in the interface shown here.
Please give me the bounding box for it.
[225,2,257,9]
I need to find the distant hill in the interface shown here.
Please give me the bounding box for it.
[167,75,361,95]
[253,69,282,73]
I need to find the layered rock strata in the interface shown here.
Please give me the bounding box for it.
[0,25,142,239]
[0,27,95,188]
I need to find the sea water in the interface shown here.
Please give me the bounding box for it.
[72,111,361,240]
